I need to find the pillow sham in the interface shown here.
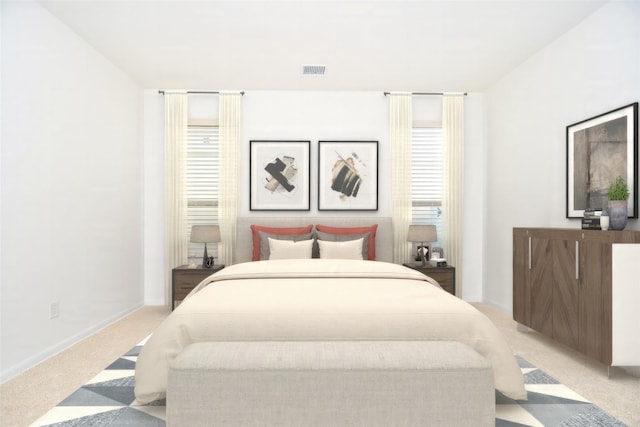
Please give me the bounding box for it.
[316,230,369,260]
[258,231,314,261]
[250,224,313,261]
[315,224,378,260]
[318,238,364,260]
[268,238,314,260]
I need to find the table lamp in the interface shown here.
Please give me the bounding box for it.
[407,224,437,266]
[190,225,221,268]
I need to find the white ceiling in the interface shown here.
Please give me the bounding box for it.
[38,0,608,92]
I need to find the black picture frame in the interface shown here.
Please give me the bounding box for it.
[566,103,638,218]
[250,140,311,211]
[318,140,378,211]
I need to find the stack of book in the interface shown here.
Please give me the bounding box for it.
[582,208,603,230]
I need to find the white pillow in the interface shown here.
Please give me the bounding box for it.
[318,238,364,260]
[268,237,314,260]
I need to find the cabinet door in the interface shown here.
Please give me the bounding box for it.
[513,229,530,325]
[552,239,579,350]
[579,240,612,364]
[530,236,554,336]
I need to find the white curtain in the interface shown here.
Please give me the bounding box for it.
[389,93,413,264]
[164,93,188,305]
[218,92,242,266]
[442,94,464,295]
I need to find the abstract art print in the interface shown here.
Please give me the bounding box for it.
[566,103,638,218]
[318,141,378,211]
[250,140,310,211]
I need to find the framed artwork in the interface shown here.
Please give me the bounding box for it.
[566,103,638,218]
[318,140,378,211]
[431,246,444,260]
[250,140,310,211]
[416,244,431,261]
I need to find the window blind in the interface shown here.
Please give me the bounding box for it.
[186,125,219,258]
[411,127,443,245]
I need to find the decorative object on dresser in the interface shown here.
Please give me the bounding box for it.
[513,227,640,368]
[318,140,378,211]
[403,263,455,295]
[171,264,224,310]
[249,140,311,211]
[406,224,437,266]
[607,175,630,230]
[190,225,221,268]
[581,208,602,230]
[566,102,638,219]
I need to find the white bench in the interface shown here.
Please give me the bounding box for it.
[167,341,495,427]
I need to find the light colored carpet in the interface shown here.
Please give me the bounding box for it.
[1,303,638,427]
[0,305,170,427]
[29,344,627,426]
[474,303,639,427]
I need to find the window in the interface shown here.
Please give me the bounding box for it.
[186,124,219,258]
[411,125,443,246]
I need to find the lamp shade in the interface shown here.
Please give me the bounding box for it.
[407,225,437,243]
[190,225,221,243]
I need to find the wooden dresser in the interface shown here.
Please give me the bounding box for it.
[513,228,640,366]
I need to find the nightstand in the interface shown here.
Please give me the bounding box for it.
[172,265,224,310]
[403,263,456,296]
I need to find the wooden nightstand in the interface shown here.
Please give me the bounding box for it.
[172,265,224,310]
[403,263,456,296]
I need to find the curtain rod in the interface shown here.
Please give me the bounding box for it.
[383,92,467,96]
[158,90,245,95]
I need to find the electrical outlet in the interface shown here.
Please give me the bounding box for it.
[50,301,60,319]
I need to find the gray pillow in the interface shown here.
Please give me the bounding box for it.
[315,231,369,260]
[258,231,314,260]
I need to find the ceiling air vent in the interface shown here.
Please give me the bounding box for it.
[302,64,327,76]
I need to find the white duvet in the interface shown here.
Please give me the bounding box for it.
[135,259,526,403]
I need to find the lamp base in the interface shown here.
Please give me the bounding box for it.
[202,243,209,268]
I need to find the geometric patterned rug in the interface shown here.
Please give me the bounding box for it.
[30,338,627,427]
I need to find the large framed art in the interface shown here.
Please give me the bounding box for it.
[250,140,310,211]
[567,103,638,218]
[318,140,378,211]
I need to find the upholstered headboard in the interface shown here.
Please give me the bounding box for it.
[235,217,393,264]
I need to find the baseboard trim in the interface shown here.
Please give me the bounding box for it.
[0,302,143,384]
[481,297,512,315]
[144,299,167,306]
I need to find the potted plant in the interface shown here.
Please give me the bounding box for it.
[607,176,629,230]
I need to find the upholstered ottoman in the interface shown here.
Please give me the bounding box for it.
[167,341,495,427]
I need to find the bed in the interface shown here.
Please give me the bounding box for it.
[135,255,526,404]
[135,218,526,408]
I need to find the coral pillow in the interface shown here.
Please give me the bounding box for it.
[250,224,313,261]
[314,224,378,260]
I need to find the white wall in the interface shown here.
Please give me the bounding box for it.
[484,1,640,311]
[143,91,486,303]
[241,91,390,216]
[1,1,144,382]
[143,91,165,305]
